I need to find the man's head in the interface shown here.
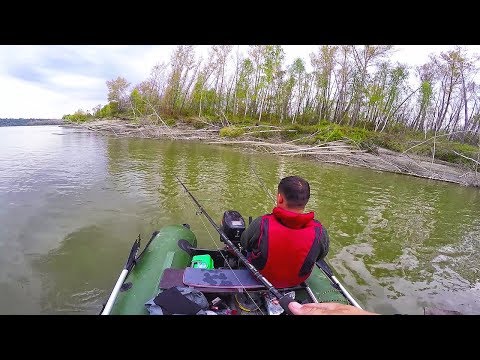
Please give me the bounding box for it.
[276,176,310,212]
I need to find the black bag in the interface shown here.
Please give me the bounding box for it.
[146,286,209,315]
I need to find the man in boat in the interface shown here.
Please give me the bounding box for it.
[240,175,329,289]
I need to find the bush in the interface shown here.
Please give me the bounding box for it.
[313,124,345,142]
[165,118,176,126]
[371,133,404,152]
[219,126,245,138]
[323,127,345,141]
[62,110,94,123]
[226,116,257,126]
[428,141,480,167]
[343,127,372,142]
[433,148,459,163]
[253,130,278,139]
[183,117,207,129]
[95,103,113,118]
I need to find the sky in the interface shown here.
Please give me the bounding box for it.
[1,45,480,119]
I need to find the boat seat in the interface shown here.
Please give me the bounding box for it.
[183,268,265,289]
[159,267,264,293]
[159,267,308,294]
[159,268,242,293]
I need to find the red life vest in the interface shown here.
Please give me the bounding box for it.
[247,206,323,288]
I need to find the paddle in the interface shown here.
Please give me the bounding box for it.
[316,259,362,309]
[100,235,141,315]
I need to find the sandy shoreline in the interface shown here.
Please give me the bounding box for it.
[63,119,480,188]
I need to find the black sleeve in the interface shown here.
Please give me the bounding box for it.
[240,216,262,251]
[316,227,330,261]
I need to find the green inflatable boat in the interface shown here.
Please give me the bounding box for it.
[101,223,361,315]
[100,178,362,316]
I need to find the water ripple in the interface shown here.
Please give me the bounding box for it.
[1,127,480,314]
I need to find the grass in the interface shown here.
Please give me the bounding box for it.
[219,126,245,138]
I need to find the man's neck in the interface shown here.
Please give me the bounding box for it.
[277,204,304,214]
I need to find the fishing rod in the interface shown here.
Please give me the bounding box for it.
[174,175,296,315]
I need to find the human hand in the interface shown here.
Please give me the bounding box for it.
[288,301,378,315]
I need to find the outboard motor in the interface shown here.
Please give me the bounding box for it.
[220,210,246,247]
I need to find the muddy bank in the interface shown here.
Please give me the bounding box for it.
[64,119,480,188]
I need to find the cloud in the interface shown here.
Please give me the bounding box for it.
[2,45,480,119]
[0,76,88,119]
[0,45,175,118]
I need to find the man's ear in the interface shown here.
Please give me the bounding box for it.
[277,193,284,205]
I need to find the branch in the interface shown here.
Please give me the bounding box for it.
[402,129,476,154]
[452,150,480,166]
[143,99,177,139]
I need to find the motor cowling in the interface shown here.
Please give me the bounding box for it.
[220,210,245,246]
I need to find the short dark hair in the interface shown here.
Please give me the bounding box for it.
[278,176,310,208]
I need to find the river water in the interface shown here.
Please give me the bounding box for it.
[1,125,479,314]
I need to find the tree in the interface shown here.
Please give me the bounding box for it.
[289,58,306,123]
[348,45,393,126]
[310,45,338,123]
[106,76,131,114]
[163,45,197,114]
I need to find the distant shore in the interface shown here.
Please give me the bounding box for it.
[64,119,480,188]
[0,119,64,127]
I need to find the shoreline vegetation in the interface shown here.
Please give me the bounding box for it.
[61,45,480,187]
[64,118,480,188]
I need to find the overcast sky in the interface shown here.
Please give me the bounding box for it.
[1,45,480,119]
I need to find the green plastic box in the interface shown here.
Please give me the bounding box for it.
[191,254,214,269]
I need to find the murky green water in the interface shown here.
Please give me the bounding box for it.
[1,125,479,314]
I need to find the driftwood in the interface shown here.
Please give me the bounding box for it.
[273,145,359,154]
[242,129,296,136]
[208,140,295,148]
[281,151,366,157]
[79,120,480,188]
